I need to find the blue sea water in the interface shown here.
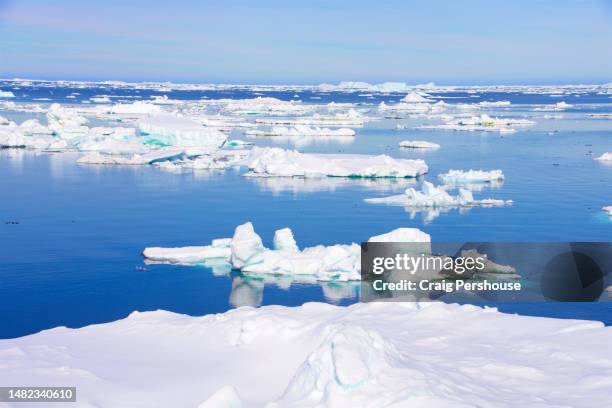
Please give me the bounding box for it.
[1,83,611,338]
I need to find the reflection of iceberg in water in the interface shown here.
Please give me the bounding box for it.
[255,134,355,148]
[227,273,360,307]
[250,176,416,195]
[320,281,360,303]
[229,275,264,308]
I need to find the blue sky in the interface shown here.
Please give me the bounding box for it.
[1,0,611,84]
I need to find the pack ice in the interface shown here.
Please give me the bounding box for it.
[241,147,428,178]
[2,302,610,407]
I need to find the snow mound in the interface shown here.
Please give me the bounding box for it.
[399,140,440,149]
[2,302,611,407]
[242,147,428,178]
[365,181,512,208]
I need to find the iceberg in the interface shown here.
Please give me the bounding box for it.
[46,103,89,138]
[2,302,611,407]
[595,152,612,161]
[0,90,15,98]
[438,169,505,184]
[138,113,228,148]
[399,140,440,149]
[242,147,428,178]
[365,181,512,208]
[603,206,612,216]
[144,223,430,281]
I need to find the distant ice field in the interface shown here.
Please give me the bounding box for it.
[1,80,611,338]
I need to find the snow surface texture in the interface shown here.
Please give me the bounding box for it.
[2,302,610,407]
[145,223,430,281]
[399,140,440,149]
[365,181,512,208]
[242,147,428,178]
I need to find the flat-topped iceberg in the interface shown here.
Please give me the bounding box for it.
[144,222,430,281]
[246,125,355,137]
[438,169,504,184]
[241,147,428,178]
[138,113,228,147]
[77,147,185,165]
[365,181,512,208]
[0,90,15,98]
[399,140,440,149]
[2,302,610,407]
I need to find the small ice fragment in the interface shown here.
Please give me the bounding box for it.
[399,140,440,149]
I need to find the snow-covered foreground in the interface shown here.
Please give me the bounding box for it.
[1,302,611,407]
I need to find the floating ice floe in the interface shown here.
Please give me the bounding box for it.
[90,96,112,103]
[419,114,534,133]
[586,113,612,119]
[379,95,446,114]
[106,101,163,115]
[213,97,313,115]
[365,181,512,208]
[246,125,355,138]
[255,109,366,127]
[478,100,511,107]
[0,90,15,98]
[438,169,504,184]
[241,147,428,178]
[399,140,440,149]
[138,113,228,147]
[4,301,611,407]
[595,152,612,161]
[46,103,89,138]
[534,101,573,111]
[77,147,185,165]
[144,222,429,281]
